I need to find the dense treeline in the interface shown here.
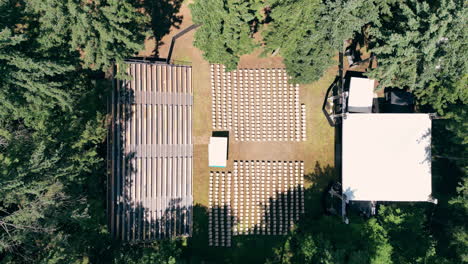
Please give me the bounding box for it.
[192,0,467,263]
[0,0,181,263]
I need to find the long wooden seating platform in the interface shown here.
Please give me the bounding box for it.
[108,61,193,241]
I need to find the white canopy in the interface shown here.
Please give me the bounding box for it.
[347,77,375,113]
[209,137,228,167]
[342,113,432,202]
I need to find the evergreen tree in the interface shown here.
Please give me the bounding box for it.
[267,216,393,264]
[190,0,262,70]
[368,0,466,94]
[0,28,73,130]
[263,0,329,84]
[447,177,468,263]
[0,1,107,262]
[113,240,183,264]
[264,0,387,83]
[25,0,149,71]
[0,74,108,262]
[378,205,438,264]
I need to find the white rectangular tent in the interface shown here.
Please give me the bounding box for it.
[347,77,375,113]
[209,137,228,167]
[342,113,432,202]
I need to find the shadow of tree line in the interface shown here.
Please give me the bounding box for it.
[179,162,337,263]
[142,0,184,58]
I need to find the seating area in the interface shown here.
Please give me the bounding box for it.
[208,161,304,247]
[109,61,193,241]
[208,172,233,247]
[210,64,307,142]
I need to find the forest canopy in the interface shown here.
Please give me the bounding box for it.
[0,0,175,263]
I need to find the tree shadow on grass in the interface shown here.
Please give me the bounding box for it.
[187,204,292,263]
[264,162,338,263]
[303,162,338,218]
[142,0,184,58]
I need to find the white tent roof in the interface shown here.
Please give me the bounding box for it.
[342,113,432,202]
[347,77,375,113]
[209,137,228,167]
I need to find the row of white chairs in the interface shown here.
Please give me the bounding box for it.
[212,86,299,129]
[216,110,305,141]
[210,64,292,77]
[207,161,305,246]
[210,65,307,141]
[232,160,305,235]
[208,172,233,247]
[213,91,300,111]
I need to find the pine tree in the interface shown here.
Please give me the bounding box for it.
[1,1,107,261]
[264,0,387,83]
[263,0,330,84]
[367,0,466,104]
[190,0,262,70]
[26,0,149,71]
[267,216,393,264]
[0,28,74,130]
[378,205,438,264]
[446,177,468,263]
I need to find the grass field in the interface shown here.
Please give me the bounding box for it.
[140,2,337,262]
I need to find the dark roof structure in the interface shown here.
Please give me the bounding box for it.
[385,88,415,113]
[108,61,193,241]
